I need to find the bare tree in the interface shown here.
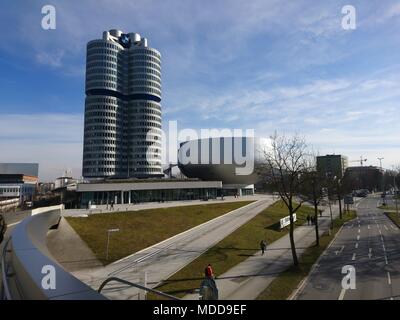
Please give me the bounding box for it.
[301,170,325,246]
[259,132,313,266]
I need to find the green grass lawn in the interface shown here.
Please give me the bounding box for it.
[256,210,357,300]
[385,211,400,228]
[147,200,314,299]
[66,201,254,265]
[379,205,399,211]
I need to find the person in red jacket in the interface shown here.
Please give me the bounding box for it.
[205,264,214,279]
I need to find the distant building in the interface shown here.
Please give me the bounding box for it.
[0,174,38,203]
[0,163,38,176]
[38,182,55,195]
[0,163,39,203]
[54,176,76,190]
[316,155,348,179]
[345,166,383,191]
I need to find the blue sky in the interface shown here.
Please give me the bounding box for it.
[0,0,400,180]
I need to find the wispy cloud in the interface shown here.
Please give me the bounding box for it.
[0,1,400,175]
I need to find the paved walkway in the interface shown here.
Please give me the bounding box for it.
[183,200,360,300]
[47,217,103,272]
[62,195,266,217]
[71,195,276,300]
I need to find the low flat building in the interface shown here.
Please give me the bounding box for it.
[0,163,39,203]
[0,174,38,202]
[76,179,223,207]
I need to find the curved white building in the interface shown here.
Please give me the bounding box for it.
[178,137,264,196]
[83,30,162,178]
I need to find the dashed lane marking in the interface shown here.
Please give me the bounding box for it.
[338,289,346,300]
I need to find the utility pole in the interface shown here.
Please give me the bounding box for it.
[106,228,120,260]
[326,173,334,232]
[378,157,384,192]
[335,176,343,220]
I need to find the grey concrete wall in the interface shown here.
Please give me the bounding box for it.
[8,208,106,300]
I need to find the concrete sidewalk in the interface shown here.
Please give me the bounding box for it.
[47,217,103,272]
[184,201,356,300]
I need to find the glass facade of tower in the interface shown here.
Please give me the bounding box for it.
[82,30,162,178]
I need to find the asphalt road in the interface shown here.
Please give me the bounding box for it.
[296,195,400,300]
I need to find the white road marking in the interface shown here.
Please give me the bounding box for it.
[335,245,345,255]
[381,235,384,242]
[379,229,382,235]
[358,229,361,234]
[338,288,346,300]
[368,248,372,259]
[382,244,386,252]
[387,272,392,285]
[357,235,360,241]
[7,221,21,227]
[368,225,370,229]
[385,255,388,265]
[355,243,359,249]
[352,253,356,260]
[391,225,396,230]
[384,225,389,231]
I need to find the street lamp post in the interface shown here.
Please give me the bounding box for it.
[326,172,334,232]
[106,228,120,260]
[378,157,384,192]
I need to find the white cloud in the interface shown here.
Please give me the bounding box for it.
[35,50,65,67]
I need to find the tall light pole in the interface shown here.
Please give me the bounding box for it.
[378,157,384,192]
[106,228,120,260]
[326,172,334,232]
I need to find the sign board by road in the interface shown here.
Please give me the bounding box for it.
[280,213,297,229]
[344,195,354,204]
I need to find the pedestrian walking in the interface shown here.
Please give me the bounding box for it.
[307,214,311,226]
[200,264,219,300]
[110,201,114,210]
[260,240,267,255]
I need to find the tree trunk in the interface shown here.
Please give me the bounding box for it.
[312,179,319,246]
[314,201,319,246]
[288,202,298,266]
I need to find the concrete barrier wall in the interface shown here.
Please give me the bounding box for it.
[9,206,106,300]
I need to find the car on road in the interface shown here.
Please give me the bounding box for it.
[353,189,369,197]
